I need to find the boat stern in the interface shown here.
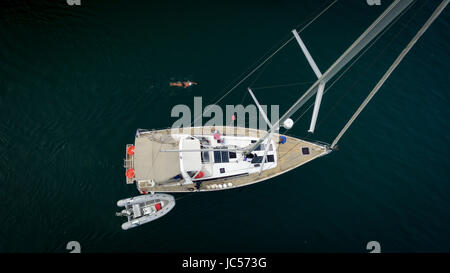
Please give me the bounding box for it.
[124,144,135,184]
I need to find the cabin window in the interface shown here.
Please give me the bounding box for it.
[214,150,222,163]
[221,148,229,163]
[201,151,210,163]
[251,155,275,164]
[214,148,230,163]
[251,156,263,164]
[302,147,310,155]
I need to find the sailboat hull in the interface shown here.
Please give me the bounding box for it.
[125,126,331,193]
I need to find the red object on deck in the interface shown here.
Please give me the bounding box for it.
[155,203,162,211]
[195,171,204,179]
[126,168,135,178]
[127,145,135,155]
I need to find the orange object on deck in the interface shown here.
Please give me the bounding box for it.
[195,171,204,179]
[126,168,135,178]
[127,145,135,155]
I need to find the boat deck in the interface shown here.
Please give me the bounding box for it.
[131,126,330,193]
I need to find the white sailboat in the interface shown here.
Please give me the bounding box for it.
[121,0,448,194]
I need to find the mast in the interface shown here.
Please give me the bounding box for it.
[331,0,449,149]
[246,0,414,154]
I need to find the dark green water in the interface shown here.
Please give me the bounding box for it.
[0,0,449,252]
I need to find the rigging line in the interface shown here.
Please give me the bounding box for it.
[188,0,339,128]
[190,31,295,128]
[295,0,339,33]
[226,91,249,127]
[239,91,249,105]
[331,0,449,148]
[285,0,417,134]
[252,81,315,90]
[188,35,293,128]
[296,23,397,126]
[316,0,421,129]
[246,0,419,154]
[222,0,339,101]
[282,14,394,137]
[249,57,273,87]
[278,1,417,159]
[201,38,293,108]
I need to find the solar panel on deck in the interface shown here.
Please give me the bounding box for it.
[267,154,274,162]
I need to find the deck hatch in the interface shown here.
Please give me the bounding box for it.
[181,138,202,171]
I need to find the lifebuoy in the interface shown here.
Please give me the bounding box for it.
[195,171,204,179]
[126,168,135,178]
[127,145,135,155]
